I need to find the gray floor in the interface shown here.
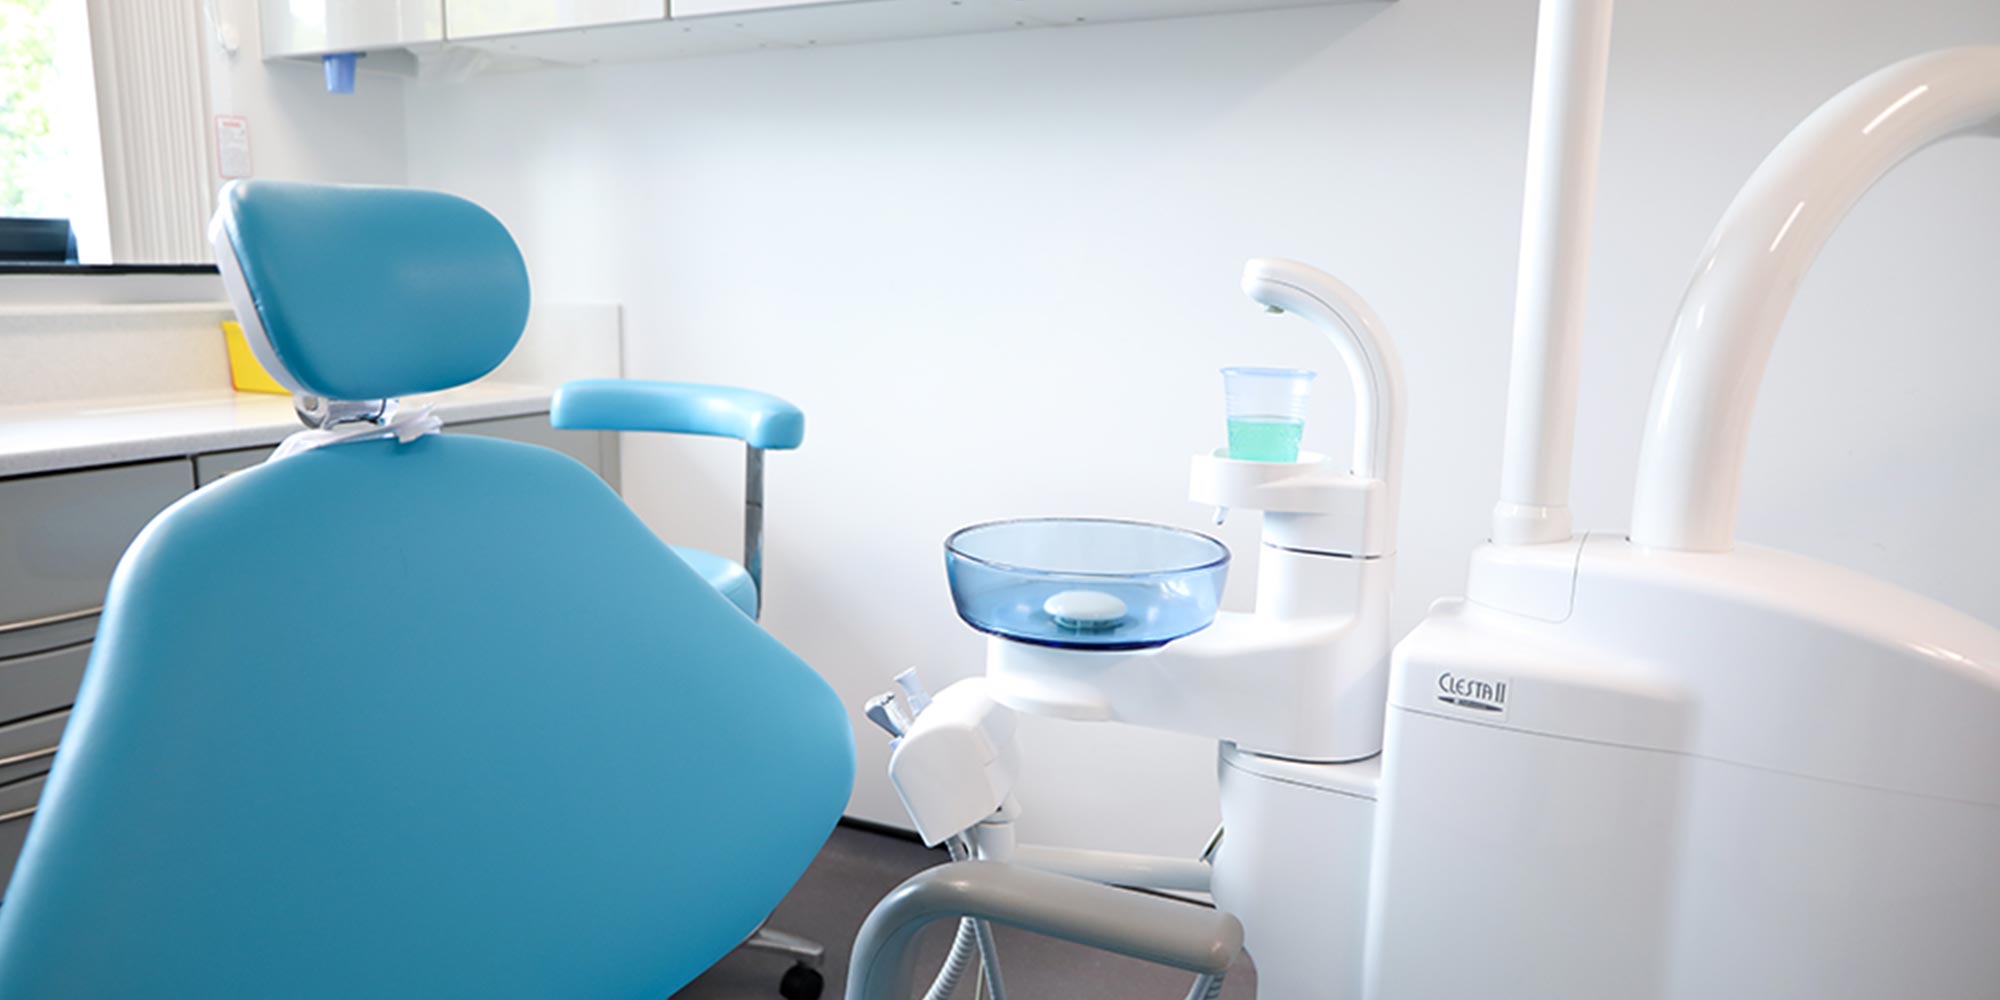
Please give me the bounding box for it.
[678,823,1256,999]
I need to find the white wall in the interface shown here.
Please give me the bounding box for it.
[403,0,2000,854]
[204,0,410,196]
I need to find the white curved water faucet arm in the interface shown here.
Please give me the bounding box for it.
[1630,46,2000,552]
[1240,258,1407,498]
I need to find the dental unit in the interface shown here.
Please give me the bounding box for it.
[0,5,1992,999]
[847,4,2000,997]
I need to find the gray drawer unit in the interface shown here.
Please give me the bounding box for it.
[0,710,64,786]
[0,611,96,662]
[455,415,617,487]
[195,416,616,488]
[0,773,47,896]
[0,643,90,724]
[194,445,274,486]
[0,459,194,631]
[0,773,42,818]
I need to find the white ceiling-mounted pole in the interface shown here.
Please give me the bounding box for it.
[1490,0,1615,546]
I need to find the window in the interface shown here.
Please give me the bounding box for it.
[0,0,111,263]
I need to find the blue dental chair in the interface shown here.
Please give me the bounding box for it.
[0,181,854,999]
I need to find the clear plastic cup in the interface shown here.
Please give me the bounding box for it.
[1222,366,1314,462]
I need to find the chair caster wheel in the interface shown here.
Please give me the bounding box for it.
[779,962,824,1000]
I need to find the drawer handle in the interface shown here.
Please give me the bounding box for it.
[0,606,102,636]
[0,803,33,823]
[0,745,56,769]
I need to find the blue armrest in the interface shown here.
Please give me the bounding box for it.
[551,378,805,450]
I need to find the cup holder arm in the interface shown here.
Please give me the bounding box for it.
[1190,452,1392,557]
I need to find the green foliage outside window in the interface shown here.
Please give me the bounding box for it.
[0,0,56,216]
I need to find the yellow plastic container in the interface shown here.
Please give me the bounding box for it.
[222,321,288,395]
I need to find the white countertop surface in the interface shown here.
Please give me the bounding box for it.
[0,382,553,478]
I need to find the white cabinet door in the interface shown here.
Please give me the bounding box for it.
[665,0,1066,45]
[668,0,844,19]
[444,0,666,40]
[259,0,445,58]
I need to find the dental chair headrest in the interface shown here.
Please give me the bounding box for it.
[210,180,530,401]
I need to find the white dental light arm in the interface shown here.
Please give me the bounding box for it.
[1631,46,2000,552]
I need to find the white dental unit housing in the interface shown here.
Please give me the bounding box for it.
[861,3,2000,997]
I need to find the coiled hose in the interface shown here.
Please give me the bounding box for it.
[922,918,980,1000]
[1183,971,1225,1000]
[922,838,1006,1000]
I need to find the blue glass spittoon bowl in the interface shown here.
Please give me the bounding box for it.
[944,517,1230,651]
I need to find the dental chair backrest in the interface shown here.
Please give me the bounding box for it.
[0,181,855,998]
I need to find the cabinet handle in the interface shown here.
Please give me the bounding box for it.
[0,606,102,636]
[0,745,57,769]
[0,803,34,823]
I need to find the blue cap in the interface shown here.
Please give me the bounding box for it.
[323,53,358,94]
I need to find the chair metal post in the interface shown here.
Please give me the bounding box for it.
[744,446,766,618]
[738,443,825,995]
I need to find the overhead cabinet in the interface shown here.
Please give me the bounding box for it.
[668,0,862,17]
[669,0,1351,25]
[260,0,446,58]
[261,0,1382,64]
[442,0,666,41]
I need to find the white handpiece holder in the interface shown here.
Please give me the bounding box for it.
[885,679,1020,847]
[985,260,1406,762]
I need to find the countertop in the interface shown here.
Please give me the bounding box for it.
[0,381,553,478]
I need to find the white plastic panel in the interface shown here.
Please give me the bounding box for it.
[1213,750,1377,999]
[259,0,445,58]
[1365,707,2000,998]
[443,0,665,40]
[1367,709,1687,998]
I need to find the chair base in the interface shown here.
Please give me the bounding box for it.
[743,922,824,967]
[741,921,827,999]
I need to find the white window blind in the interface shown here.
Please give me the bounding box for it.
[86,0,214,264]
